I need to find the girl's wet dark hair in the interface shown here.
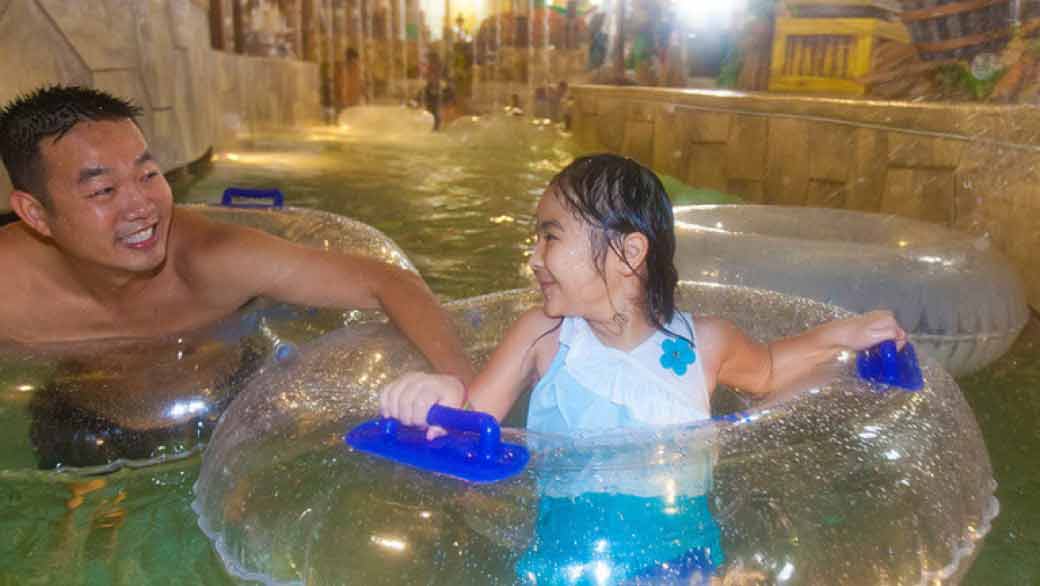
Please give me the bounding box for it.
[548,154,682,337]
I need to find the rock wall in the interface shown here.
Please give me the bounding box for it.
[571,85,1040,309]
[0,0,321,211]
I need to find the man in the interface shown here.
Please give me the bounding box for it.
[0,85,473,383]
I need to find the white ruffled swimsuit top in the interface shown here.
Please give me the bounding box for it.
[527,311,711,434]
[526,311,715,498]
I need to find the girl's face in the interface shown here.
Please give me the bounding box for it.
[529,189,617,320]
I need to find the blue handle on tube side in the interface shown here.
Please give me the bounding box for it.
[221,187,285,208]
[857,340,924,391]
[346,404,529,483]
[426,405,500,461]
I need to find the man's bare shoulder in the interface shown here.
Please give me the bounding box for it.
[167,208,266,278]
[0,223,67,342]
[0,220,37,253]
[0,221,51,281]
[166,207,295,305]
[168,207,238,252]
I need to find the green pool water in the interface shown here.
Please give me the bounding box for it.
[1,114,1036,585]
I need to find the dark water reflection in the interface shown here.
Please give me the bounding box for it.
[960,318,1040,585]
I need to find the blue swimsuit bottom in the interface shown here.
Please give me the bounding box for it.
[515,491,724,586]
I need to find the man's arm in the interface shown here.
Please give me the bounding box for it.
[183,212,474,383]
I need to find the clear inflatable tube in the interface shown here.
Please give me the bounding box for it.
[673,205,1029,377]
[193,283,997,585]
[0,205,414,475]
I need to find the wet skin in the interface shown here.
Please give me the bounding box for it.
[0,119,229,342]
[530,188,618,321]
[0,119,474,383]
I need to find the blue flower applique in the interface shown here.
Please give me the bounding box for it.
[660,337,696,376]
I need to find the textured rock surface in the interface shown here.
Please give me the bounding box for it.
[0,0,320,213]
[571,85,1040,310]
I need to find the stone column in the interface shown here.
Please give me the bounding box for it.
[383,0,394,99]
[283,0,303,59]
[333,0,344,109]
[566,0,577,49]
[397,0,407,100]
[362,0,373,100]
[344,0,364,106]
[232,0,245,53]
[302,0,318,61]
[613,0,626,81]
[325,0,336,111]
[211,0,226,50]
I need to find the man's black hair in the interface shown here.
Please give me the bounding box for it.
[0,85,142,206]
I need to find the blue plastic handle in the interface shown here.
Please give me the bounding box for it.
[378,406,500,461]
[346,405,529,483]
[221,187,284,209]
[427,405,500,460]
[712,411,751,424]
[856,340,923,391]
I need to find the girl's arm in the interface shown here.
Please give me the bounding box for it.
[466,308,560,420]
[380,307,560,436]
[698,310,907,396]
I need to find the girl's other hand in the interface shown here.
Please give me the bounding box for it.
[837,310,908,352]
[379,372,466,440]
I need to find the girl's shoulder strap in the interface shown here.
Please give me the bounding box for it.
[660,311,696,344]
[678,311,696,342]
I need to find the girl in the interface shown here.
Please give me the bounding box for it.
[381,154,906,583]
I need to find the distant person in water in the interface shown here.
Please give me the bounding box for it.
[587,10,608,70]
[506,93,525,117]
[549,81,570,128]
[0,85,473,384]
[420,52,457,131]
[422,80,456,131]
[342,47,365,108]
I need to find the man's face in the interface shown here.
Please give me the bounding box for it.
[36,118,173,275]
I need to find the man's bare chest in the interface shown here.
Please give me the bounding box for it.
[0,277,244,343]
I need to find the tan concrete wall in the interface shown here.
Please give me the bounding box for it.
[0,0,321,212]
[571,85,1040,309]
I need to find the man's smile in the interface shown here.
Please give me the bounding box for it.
[117,222,159,248]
